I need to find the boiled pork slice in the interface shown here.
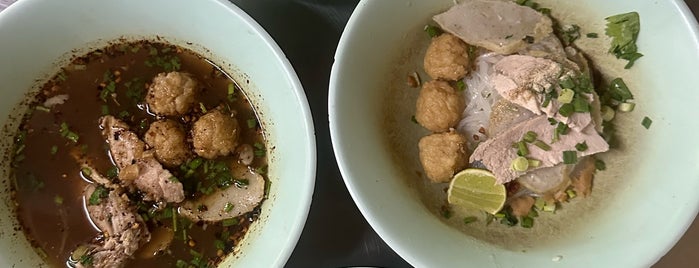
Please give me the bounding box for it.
[433,0,553,55]
[77,186,150,268]
[470,115,608,184]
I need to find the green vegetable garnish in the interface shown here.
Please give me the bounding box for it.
[50,145,58,155]
[247,118,257,129]
[562,150,578,164]
[605,12,643,68]
[575,141,588,151]
[456,80,466,91]
[511,156,529,172]
[222,218,239,227]
[88,186,109,205]
[608,78,634,102]
[557,103,574,117]
[586,33,599,38]
[522,131,538,143]
[59,122,79,143]
[533,140,551,151]
[463,216,478,224]
[521,216,534,228]
[223,202,234,212]
[424,25,442,38]
[595,158,607,171]
[641,116,652,129]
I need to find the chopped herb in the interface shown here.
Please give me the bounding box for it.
[559,77,575,89]
[528,159,541,168]
[463,216,478,224]
[566,189,577,199]
[227,83,236,102]
[559,24,581,46]
[455,80,466,91]
[54,195,64,205]
[586,32,599,38]
[548,118,557,125]
[199,102,207,113]
[523,35,535,44]
[101,105,110,115]
[562,150,578,164]
[223,202,234,212]
[79,254,93,265]
[424,25,442,38]
[222,218,239,227]
[522,131,537,143]
[553,122,569,142]
[81,167,92,177]
[124,77,146,104]
[605,12,643,68]
[175,260,188,268]
[214,239,226,251]
[572,97,590,113]
[169,176,180,183]
[528,208,539,218]
[557,88,575,104]
[516,141,529,156]
[533,140,551,151]
[253,142,266,157]
[50,145,58,155]
[641,116,652,129]
[608,78,634,102]
[511,156,529,172]
[149,47,158,56]
[88,186,109,205]
[145,54,181,72]
[505,34,514,39]
[499,209,518,226]
[595,158,607,171]
[118,110,130,119]
[59,122,79,143]
[247,118,257,129]
[558,103,574,117]
[521,216,534,228]
[441,206,452,219]
[617,102,636,112]
[106,166,119,179]
[99,81,116,102]
[575,141,588,151]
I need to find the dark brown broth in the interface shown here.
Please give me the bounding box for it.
[11,41,267,267]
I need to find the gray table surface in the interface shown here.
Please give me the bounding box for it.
[2,1,699,267]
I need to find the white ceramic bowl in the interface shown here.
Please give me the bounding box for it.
[0,0,315,267]
[330,0,699,267]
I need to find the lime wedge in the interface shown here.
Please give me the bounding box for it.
[447,169,506,214]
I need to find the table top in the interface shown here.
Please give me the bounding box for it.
[2,1,699,267]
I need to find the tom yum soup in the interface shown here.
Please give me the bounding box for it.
[10,41,269,268]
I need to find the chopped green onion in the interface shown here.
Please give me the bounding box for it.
[247,118,257,129]
[199,102,207,113]
[522,131,538,143]
[557,88,575,104]
[88,186,109,205]
[548,118,557,125]
[575,141,588,151]
[50,145,58,155]
[559,77,575,89]
[59,122,79,143]
[499,209,518,226]
[542,201,557,212]
[410,115,418,124]
[424,25,442,38]
[533,140,551,151]
[516,141,529,156]
[534,198,546,210]
[81,167,92,177]
[54,195,64,205]
[521,216,534,228]
[558,103,574,117]
[566,189,577,199]
[562,151,578,164]
[601,105,615,121]
[456,80,466,91]
[618,102,635,112]
[222,218,239,227]
[572,97,590,113]
[586,33,599,38]
[641,116,652,129]
[223,202,234,212]
[214,239,226,251]
[175,260,187,268]
[441,207,452,219]
[101,105,110,115]
[527,208,539,218]
[608,78,634,102]
[511,156,530,172]
[595,158,607,171]
[463,216,478,224]
[106,166,119,179]
[528,159,541,168]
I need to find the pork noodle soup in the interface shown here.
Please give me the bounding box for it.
[10,41,269,267]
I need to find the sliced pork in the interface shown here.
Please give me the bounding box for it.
[77,186,150,268]
[470,115,608,184]
[433,0,553,55]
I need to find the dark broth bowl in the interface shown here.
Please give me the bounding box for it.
[0,0,315,267]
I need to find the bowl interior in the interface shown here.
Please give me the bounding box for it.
[0,0,315,267]
[330,0,699,267]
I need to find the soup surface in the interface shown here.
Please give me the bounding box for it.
[11,41,268,267]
